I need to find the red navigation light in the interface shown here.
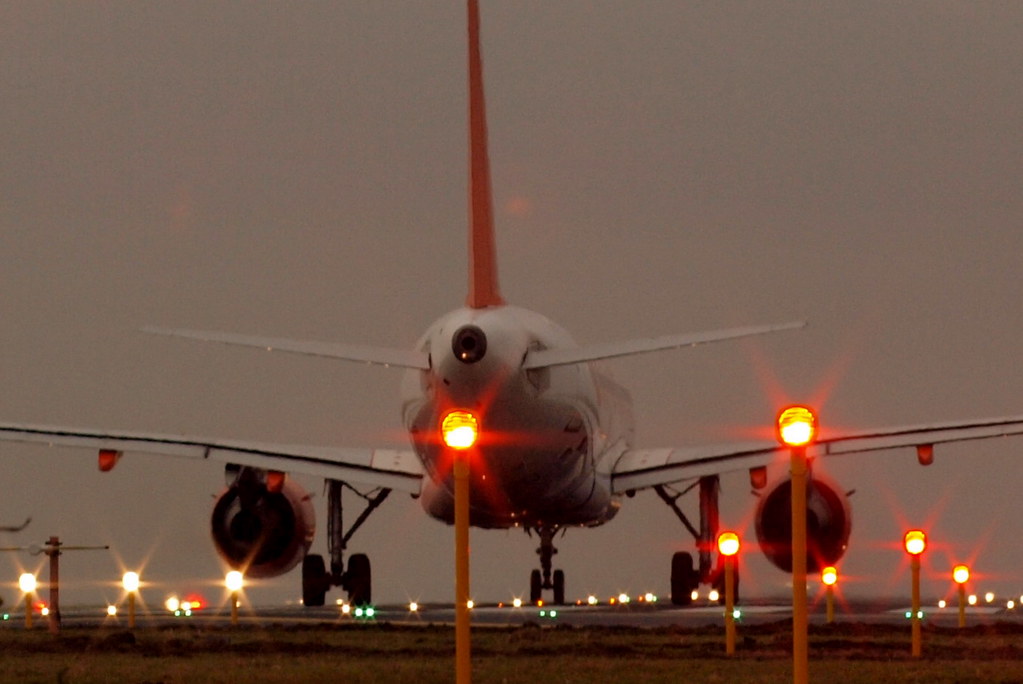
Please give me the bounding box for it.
[953,565,970,585]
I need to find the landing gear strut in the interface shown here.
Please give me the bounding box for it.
[528,526,566,605]
[302,479,390,607]
[655,476,738,606]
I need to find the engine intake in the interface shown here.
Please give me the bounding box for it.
[211,471,315,578]
[754,473,851,574]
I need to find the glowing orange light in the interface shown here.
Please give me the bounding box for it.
[122,571,140,593]
[442,410,479,449]
[904,530,927,556]
[717,531,740,557]
[225,571,244,593]
[821,566,838,586]
[776,405,818,447]
[184,593,206,610]
[18,573,36,594]
[953,565,970,585]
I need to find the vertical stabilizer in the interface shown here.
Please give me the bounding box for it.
[466,0,505,309]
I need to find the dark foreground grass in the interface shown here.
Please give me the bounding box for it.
[2,620,1023,683]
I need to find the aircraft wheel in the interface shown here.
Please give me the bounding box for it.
[530,569,542,605]
[302,554,329,607]
[670,551,697,606]
[552,569,565,605]
[346,553,372,607]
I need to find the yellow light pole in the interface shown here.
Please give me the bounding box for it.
[122,571,140,629]
[18,573,36,629]
[717,531,740,655]
[777,405,817,684]
[225,571,244,626]
[953,564,969,629]
[821,566,838,624]
[442,409,479,684]
[904,530,927,657]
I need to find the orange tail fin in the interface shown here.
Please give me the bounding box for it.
[466,0,504,309]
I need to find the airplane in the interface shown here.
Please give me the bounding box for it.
[3,0,1023,608]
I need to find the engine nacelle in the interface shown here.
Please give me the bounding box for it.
[754,473,851,574]
[211,471,315,579]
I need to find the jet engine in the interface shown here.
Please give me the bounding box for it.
[210,469,315,578]
[754,473,851,573]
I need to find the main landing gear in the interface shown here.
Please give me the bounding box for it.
[528,525,566,605]
[302,479,390,607]
[654,476,738,606]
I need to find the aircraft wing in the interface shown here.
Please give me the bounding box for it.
[0,422,424,494]
[611,413,1023,493]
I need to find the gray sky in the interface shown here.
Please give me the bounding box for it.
[2,1,1022,609]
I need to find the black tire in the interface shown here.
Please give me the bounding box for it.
[302,554,328,607]
[552,569,565,605]
[530,569,542,605]
[346,553,372,607]
[670,551,697,606]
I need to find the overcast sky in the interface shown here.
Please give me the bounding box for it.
[1,1,1022,610]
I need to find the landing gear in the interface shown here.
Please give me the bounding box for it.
[552,569,565,606]
[300,479,390,607]
[302,554,329,607]
[656,477,738,606]
[671,551,698,606]
[528,526,566,605]
[345,553,372,607]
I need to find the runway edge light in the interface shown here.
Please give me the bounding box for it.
[904,530,927,556]
[904,529,927,657]
[776,405,818,447]
[442,410,479,449]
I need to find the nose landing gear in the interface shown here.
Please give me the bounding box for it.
[528,526,566,605]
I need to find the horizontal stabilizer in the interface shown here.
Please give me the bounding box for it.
[143,327,430,370]
[523,321,805,369]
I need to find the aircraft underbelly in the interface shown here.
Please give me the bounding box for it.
[409,395,617,528]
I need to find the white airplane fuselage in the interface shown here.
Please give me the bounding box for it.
[401,305,634,529]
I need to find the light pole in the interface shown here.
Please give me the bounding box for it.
[821,566,838,624]
[717,531,740,655]
[776,405,817,684]
[442,409,479,684]
[225,571,244,626]
[19,573,36,629]
[122,572,140,628]
[904,529,927,657]
[953,564,969,629]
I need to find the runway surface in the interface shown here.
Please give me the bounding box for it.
[13,598,1018,631]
